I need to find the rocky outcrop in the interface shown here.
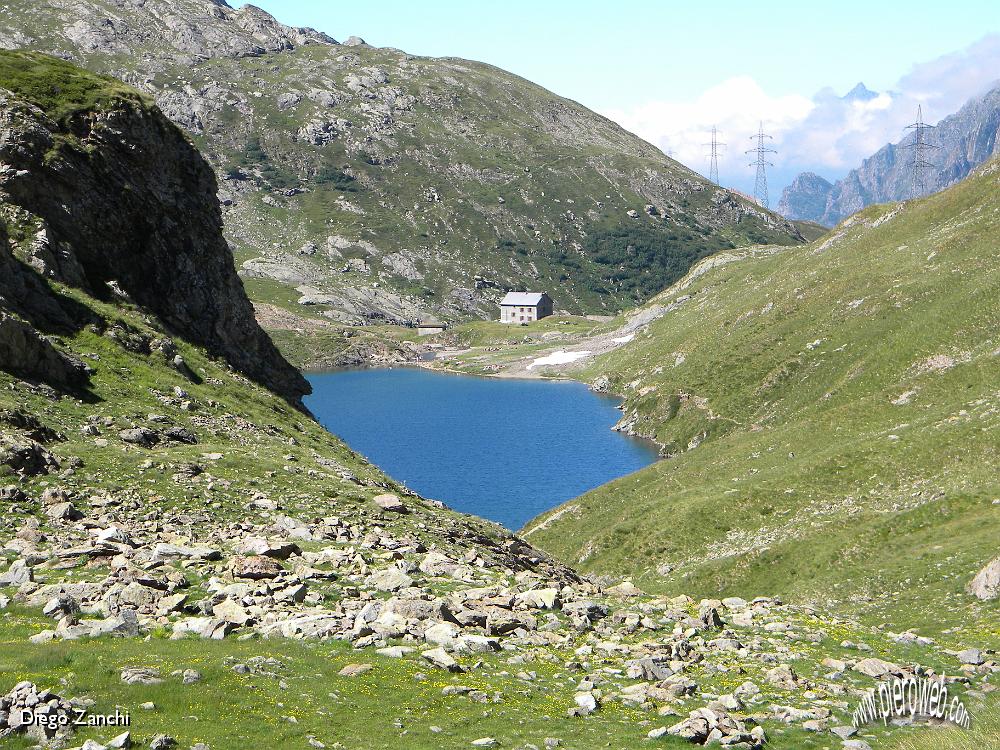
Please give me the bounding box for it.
[780,84,1000,225]
[0,312,90,389]
[0,53,308,404]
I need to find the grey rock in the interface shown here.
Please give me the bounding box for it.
[121,667,163,685]
[969,556,1000,600]
[956,648,985,665]
[120,428,159,448]
[421,647,464,672]
[373,493,407,513]
[365,567,413,592]
[0,559,33,586]
[150,543,221,563]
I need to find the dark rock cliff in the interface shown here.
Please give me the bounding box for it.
[0,52,309,404]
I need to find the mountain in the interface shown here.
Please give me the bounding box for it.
[525,157,1000,633]
[780,82,1000,225]
[4,51,985,750]
[775,172,833,225]
[842,81,878,102]
[0,0,803,326]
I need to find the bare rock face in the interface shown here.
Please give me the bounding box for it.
[0,312,90,389]
[0,57,308,404]
[969,555,1000,600]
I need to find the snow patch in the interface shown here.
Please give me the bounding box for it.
[527,350,592,369]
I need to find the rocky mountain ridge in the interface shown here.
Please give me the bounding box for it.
[1,0,803,325]
[779,83,1000,225]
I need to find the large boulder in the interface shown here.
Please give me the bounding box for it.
[968,556,1000,601]
[232,555,283,580]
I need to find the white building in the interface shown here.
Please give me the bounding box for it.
[499,292,553,324]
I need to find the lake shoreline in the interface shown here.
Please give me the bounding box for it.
[304,368,660,531]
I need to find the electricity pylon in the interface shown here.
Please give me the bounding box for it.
[903,105,938,198]
[704,125,726,185]
[746,122,776,208]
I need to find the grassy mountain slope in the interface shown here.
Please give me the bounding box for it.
[525,161,1000,638]
[1,0,802,327]
[1,53,995,750]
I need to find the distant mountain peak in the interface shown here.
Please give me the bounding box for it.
[844,82,878,102]
[843,81,878,102]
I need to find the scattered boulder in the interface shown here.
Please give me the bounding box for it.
[338,663,373,677]
[0,559,33,586]
[421,647,464,672]
[516,588,560,609]
[968,556,1000,600]
[956,648,984,666]
[236,537,301,560]
[0,681,76,741]
[120,667,162,685]
[765,664,799,689]
[667,706,765,747]
[150,543,221,563]
[853,657,900,679]
[232,555,284,580]
[364,567,413,592]
[373,493,408,513]
[0,437,60,476]
[46,501,83,521]
[119,428,159,448]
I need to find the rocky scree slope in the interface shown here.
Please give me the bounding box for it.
[0,49,307,405]
[779,83,1000,225]
[527,162,1000,636]
[1,0,803,326]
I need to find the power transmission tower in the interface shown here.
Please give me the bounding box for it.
[703,125,726,185]
[903,105,938,198]
[746,122,776,208]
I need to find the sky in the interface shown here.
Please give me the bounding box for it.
[250,1,1000,202]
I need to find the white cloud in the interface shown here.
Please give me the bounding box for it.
[605,76,813,178]
[604,34,1000,195]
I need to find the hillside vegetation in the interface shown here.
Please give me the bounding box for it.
[526,159,1000,639]
[1,0,802,327]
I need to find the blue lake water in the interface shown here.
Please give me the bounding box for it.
[305,368,659,530]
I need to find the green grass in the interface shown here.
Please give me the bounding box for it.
[1,598,988,750]
[0,49,148,126]
[526,163,1000,638]
[883,696,1000,750]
